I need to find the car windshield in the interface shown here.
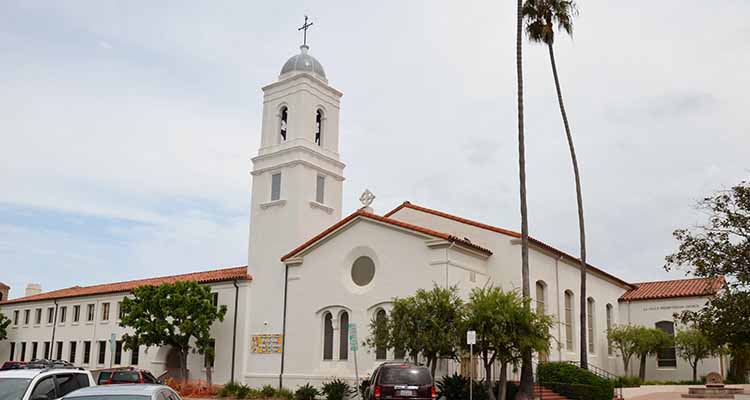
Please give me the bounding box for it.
[380,367,431,385]
[64,396,150,400]
[0,378,32,400]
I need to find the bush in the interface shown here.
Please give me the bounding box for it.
[261,385,277,398]
[614,376,641,388]
[295,384,320,400]
[322,379,354,400]
[219,382,242,397]
[277,388,295,400]
[537,362,615,400]
[437,373,469,400]
[236,384,253,399]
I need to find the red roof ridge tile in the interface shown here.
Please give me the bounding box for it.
[281,209,492,262]
[385,202,635,289]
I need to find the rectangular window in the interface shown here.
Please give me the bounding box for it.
[564,292,574,350]
[316,175,325,204]
[101,303,110,321]
[656,321,677,368]
[606,305,613,355]
[98,341,106,364]
[587,300,595,353]
[31,342,38,360]
[34,308,42,325]
[69,341,77,363]
[13,310,19,325]
[47,307,54,324]
[114,340,122,365]
[118,302,125,320]
[20,342,26,361]
[23,309,30,325]
[83,341,91,364]
[87,304,95,321]
[131,345,140,365]
[43,342,50,359]
[204,339,215,368]
[9,342,15,361]
[56,341,63,360]
[211,292,219,308]
[59,306,67,323]
[73,305,80,322]
[271,173,282,201]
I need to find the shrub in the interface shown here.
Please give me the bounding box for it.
[295,383,320,400]
[236,384,252,399]
[219,382,242,397]
[537,362,615,400]
[358,380,369,399]
[437,373,469,400]
[614,376,641,388]
[277,388,295,400]
[321,379,354,400]
[261,385,277,398]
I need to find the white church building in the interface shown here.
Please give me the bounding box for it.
[1,40,727,386]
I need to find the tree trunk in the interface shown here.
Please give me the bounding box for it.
[515,0,531,397]
[430,357,438,384]
[623,357,630,377]
[692,361,698,383]
[485,360,496,400]
[638,354,647,382]
[546,42,588,370]
[180,349,189,384]
[206,366,213,391]
[497,362,508,400]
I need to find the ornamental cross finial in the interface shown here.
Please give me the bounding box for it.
[298,15,314,46]
[359,189,376,208]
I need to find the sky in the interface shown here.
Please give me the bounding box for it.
[1,1,748,299]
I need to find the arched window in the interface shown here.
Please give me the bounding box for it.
[655,321,677,368]
[323,312,333,360]
[279,106,288,142]
[375,309,387,360]
[564,290,574,350]
[315,109,323,145]
[606,304,613,355]
[339,312,349,360]
[535,281,546,315]
[587,297,596,353]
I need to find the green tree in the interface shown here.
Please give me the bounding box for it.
[367,286,464,378]
[0,313,10,341]
[665,181,750,382]
[634,327,673,382]
[675,328,717,382]
[515,0,532,391]
[608,325,640,376]
[463,287,552,400]
[521,0,587,368]
[120,281,227,383]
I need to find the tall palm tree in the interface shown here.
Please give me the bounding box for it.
[515,0,534,396]
[522,0,587,368]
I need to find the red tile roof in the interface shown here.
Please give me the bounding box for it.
[385,202,635,289]
[0,266,251,305]
[281,209,492,261]
[619,276,724,301]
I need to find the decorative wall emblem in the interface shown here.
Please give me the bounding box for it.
[359,189,375,208]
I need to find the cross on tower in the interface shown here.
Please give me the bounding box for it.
[298,15,313,46]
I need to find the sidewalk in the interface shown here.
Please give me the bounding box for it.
[623,384,750,400]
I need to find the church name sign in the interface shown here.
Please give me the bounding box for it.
[641,304,701,312]
[252,334,283,353]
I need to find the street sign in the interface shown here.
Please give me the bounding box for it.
[467,330,476,345]
[348,323,358,351]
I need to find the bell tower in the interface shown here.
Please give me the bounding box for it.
[246,23,344,385]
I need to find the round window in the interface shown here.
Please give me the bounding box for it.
[351,256,375,286]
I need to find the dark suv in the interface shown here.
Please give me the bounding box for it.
[97,367,160,385]
[364,363,435,400]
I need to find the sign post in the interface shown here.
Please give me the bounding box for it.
[467,330,476,400]
[349,323,360,398]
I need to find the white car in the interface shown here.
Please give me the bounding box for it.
[62,384,182,400]
[0,367,95,400]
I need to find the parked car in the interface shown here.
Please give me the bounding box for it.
[62,384,182,400]
[1,361,28,370]
[96,367,160,385]
[363,362,435,400]
[0,363,95,400]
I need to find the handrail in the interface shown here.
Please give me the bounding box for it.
[562,361,623,399]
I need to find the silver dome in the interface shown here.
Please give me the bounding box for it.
[280,45,326,80]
